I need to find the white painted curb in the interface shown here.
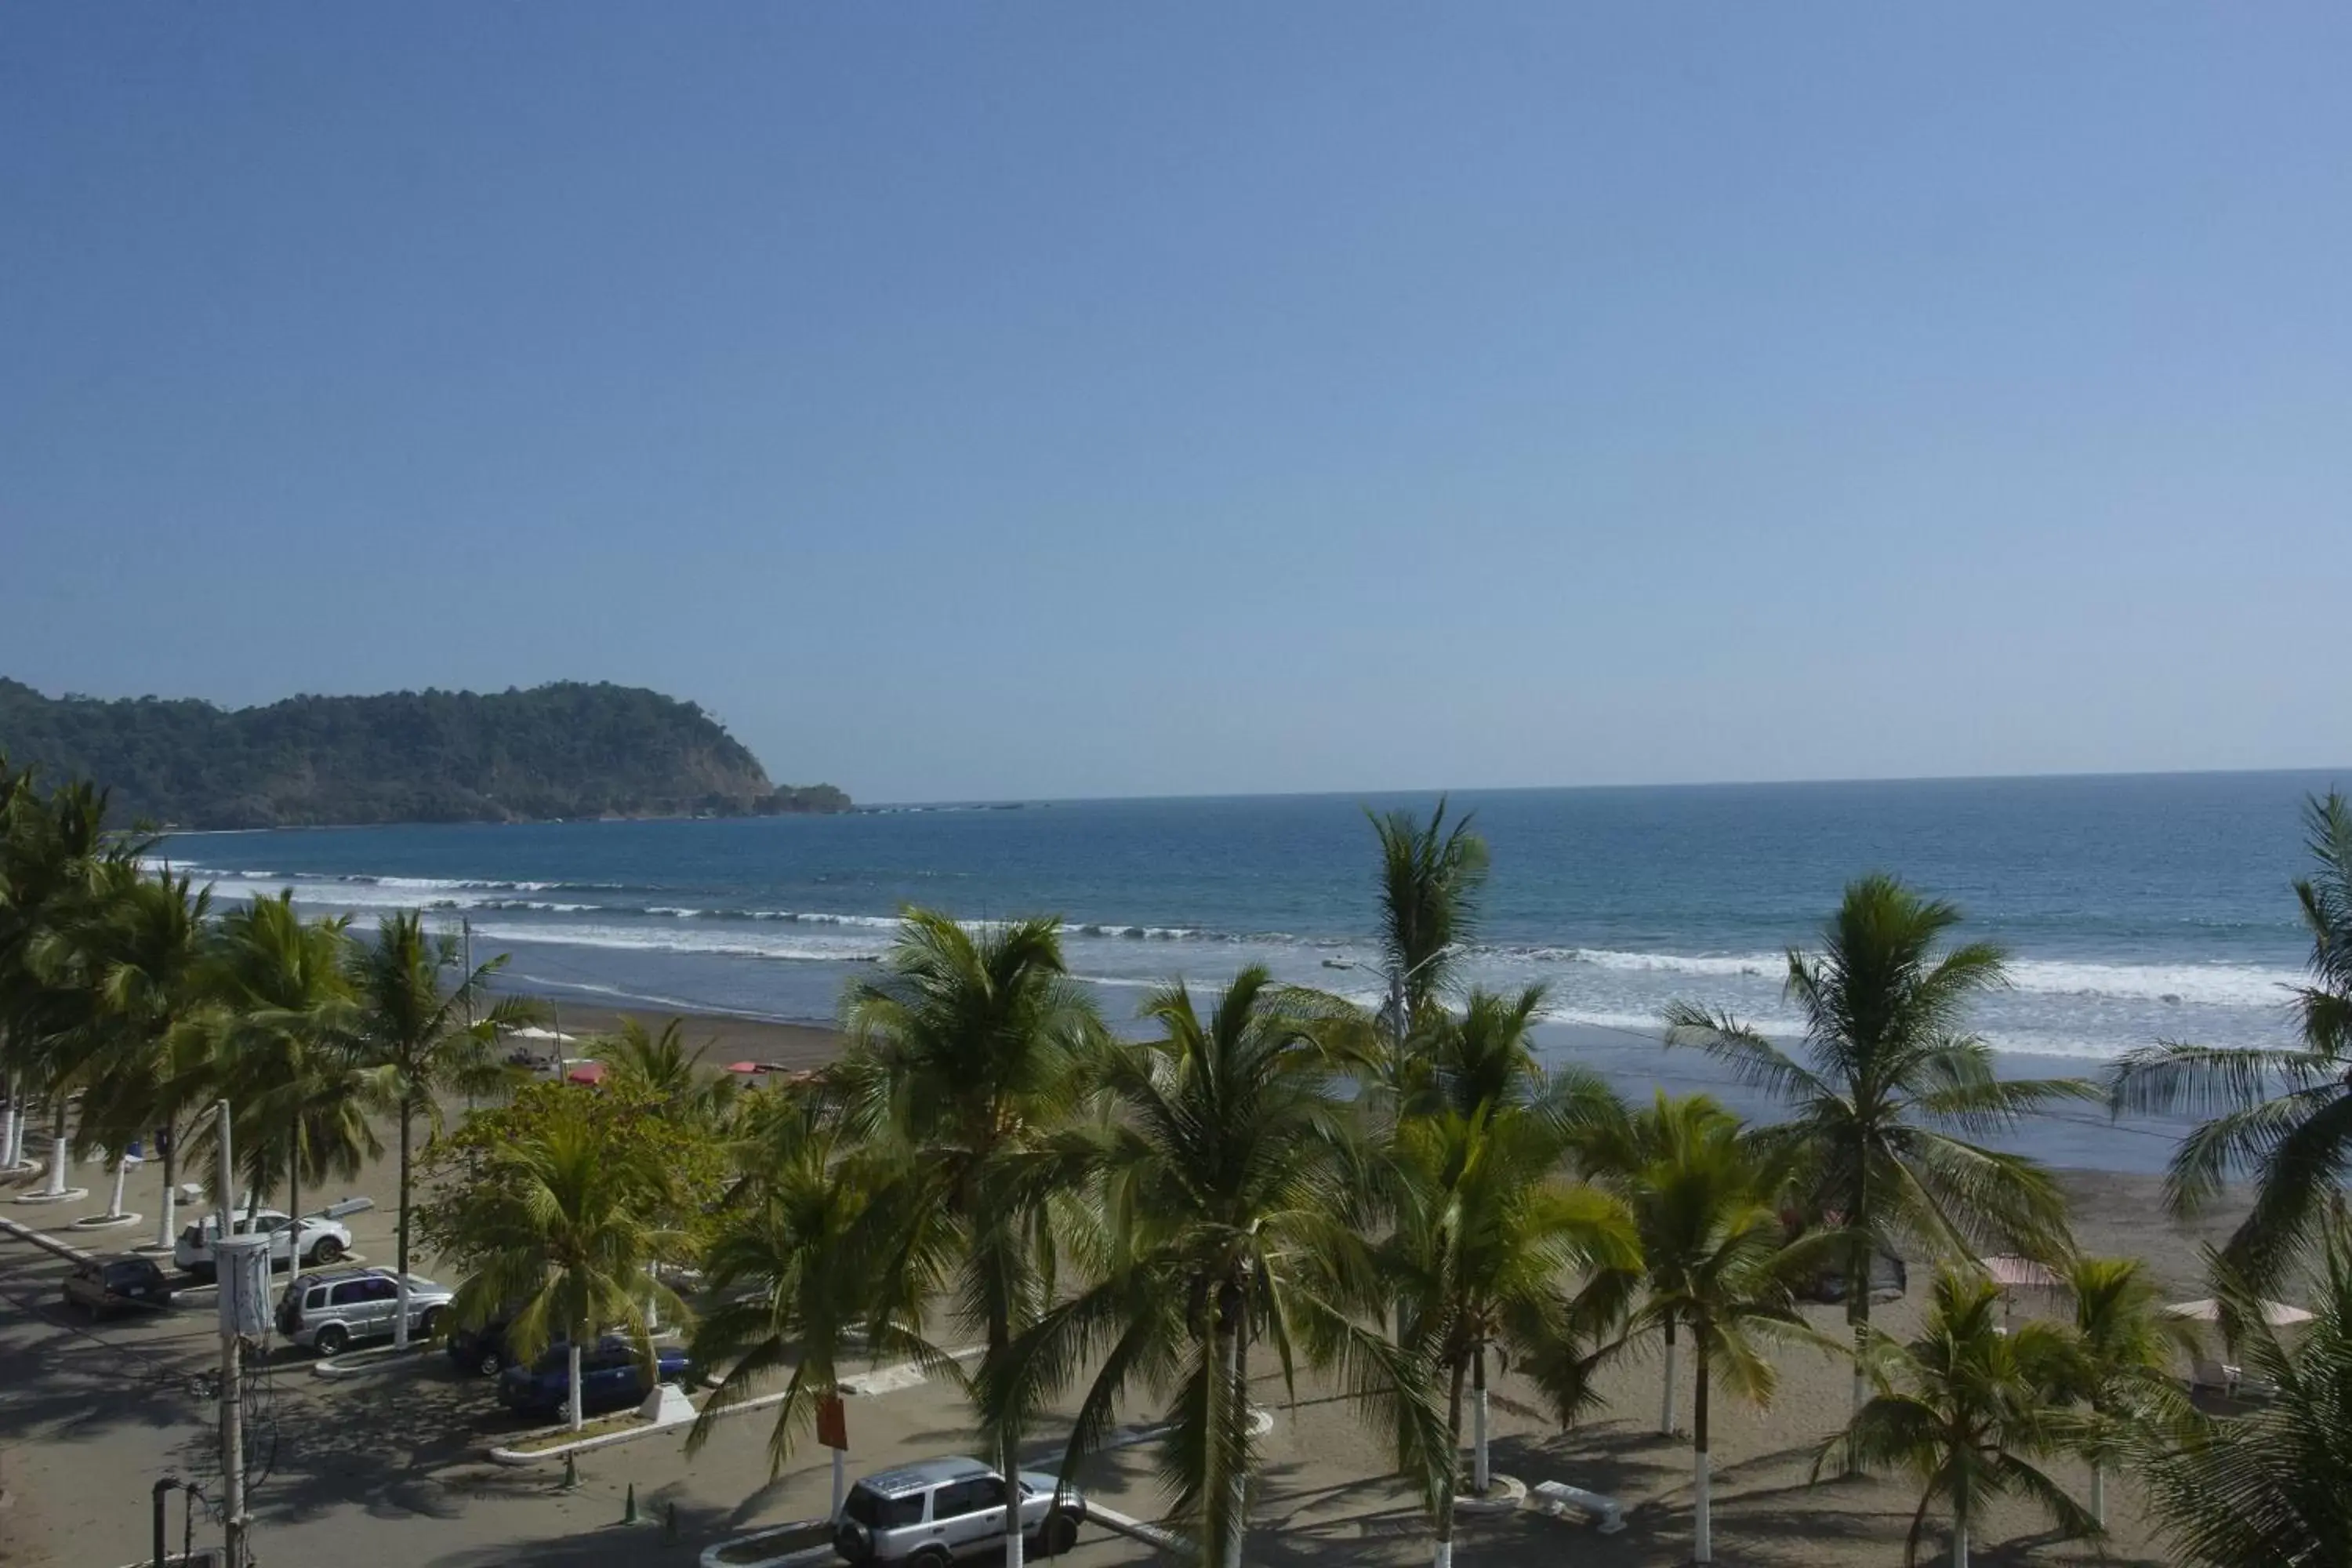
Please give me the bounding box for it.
[697,1519,833,1568]
[313,1344,437,1380]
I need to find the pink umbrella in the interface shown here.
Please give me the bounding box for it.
[725,1062,762,1075]
[566,1062,607,1085]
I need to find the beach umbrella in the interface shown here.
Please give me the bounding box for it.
[724,1061,761,1075]
[2162,1298,2314,1328]
[566,1062,608,1086]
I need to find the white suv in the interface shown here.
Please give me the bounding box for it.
[176,1210,352,1279]
[833,1457,1083,1564]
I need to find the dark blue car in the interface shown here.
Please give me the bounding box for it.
[495,1335,692,1417]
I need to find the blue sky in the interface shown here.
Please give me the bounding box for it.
[3,7,2347,803]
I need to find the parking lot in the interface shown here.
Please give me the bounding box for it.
[0,1212,1182,1568]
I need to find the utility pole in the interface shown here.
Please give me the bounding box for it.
[213,1099,249,1568]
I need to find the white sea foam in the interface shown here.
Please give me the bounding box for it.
[465,920,890,964]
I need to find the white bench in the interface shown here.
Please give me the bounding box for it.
[1530,1480,1626,1534]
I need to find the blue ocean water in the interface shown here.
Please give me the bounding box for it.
[156,771,2336,1072]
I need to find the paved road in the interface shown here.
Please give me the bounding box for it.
[0,1225,1160,1568]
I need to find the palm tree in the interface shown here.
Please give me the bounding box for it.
[0,775,125,1197]
[1368,798,1488,1049]
[2132,1231,2352,1566]
[348,910,535,1348]
[601,1014,739,1129]
[839,909,1103,1568]
[1573,1093,1748,1439]
[2056,1255,2194,1527]
[198,894,376,1245]
[1820,1269,2093,1567]
[444,1093,685,1430]
[2109,791,2352,1292]
[64,862,216,1241]
[688,1102,942,1509]
[1376,1099,1635,1567]
[1665,874,2091,1429]
[1591,1094,1833,1565]
[982,968,1445,1568]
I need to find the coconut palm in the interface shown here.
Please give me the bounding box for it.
[1818,1269,2094,1568]
[1665,874,2091,1429]
[838,909,1104,1568]
[2109,791,2352,1292]
[61,861,217,1240]
[981,968,1445,1568]
[601,1014,739,1129]
[444,1093,685,1430]
[0,776,126,1194]
[1589,1094,1834,1564]
[1368,798,1488,1047]
[2132,1232,2352,1566]
[2056,1255,2194,1526]
[688,1102,944,1504]
[1375,1099,1635,1567]
[348,910,536,1348]
[197,893,376,1242]
[1573,1093,1750,1439]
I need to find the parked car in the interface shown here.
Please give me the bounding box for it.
[833,1456,1083,1564]
[176,1210,351,1279]
[447,1316,526,1377]
[61,1255,175,1317]
[495,1335,693,1418]
[274,1266,453,1356]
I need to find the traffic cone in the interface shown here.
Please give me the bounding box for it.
[624,1483,638,1525]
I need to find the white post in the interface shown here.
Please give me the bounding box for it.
[1693,1450,1711,1564]
[107,1157,128,1218]
[1660,1330,1679,1436]
[831,1446,847,1522]
[2,1101,20,1167]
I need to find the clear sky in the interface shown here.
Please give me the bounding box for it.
[2,8,2346,804]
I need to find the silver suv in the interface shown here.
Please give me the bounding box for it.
[833,1457,1083,1564]
[274,1267,453,1356]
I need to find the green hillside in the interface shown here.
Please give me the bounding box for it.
[0,679,849,829]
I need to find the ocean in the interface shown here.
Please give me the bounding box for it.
[154,771,2343,1174]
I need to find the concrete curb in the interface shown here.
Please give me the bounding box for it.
[1454,1472,1529,1515]
[12,1187,89,1207]
[313,1344,437,1380]
[0,1213,95,1264]
[1086,1501,1187,1555]
[487,1409,698,1466]
[696,1519,832,1568]
[69,1211,143,1231]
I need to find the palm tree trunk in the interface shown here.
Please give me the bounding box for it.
[1471,1344,1490,1494]
[393,1096,413,1349]
[1661,1313,1679,1435]
[995,1315,1024,1568]
[153,1123,177,1250]
[106,1155,127,1218]
[1225,1312,1250,1568]
[1433,1354,1465,1568]
[1951,1513,1967,1568]
[1693,1332,1713,1566]
[42,1102,70,1196]
[568,1339,585,1432]
[2089,1465,2104,1529]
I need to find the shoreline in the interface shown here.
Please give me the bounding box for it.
[528,994,2234,1255]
